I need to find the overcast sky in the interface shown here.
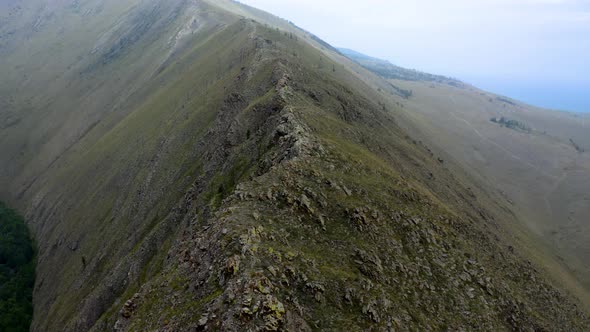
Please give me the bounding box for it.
[239,0,590,112]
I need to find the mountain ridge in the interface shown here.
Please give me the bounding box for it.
[0,0,588,330]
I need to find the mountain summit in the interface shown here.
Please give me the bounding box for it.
[0,0,588,331]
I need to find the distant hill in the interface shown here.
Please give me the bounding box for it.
[338,47,463,86]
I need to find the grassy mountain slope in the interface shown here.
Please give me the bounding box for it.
[0,0,588,331]
[390,80,590,296]
[341,50,590,303]
[1,0,270,330]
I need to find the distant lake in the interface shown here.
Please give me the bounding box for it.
[464,78,590,113]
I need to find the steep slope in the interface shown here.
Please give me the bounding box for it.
[1,0,276,329]
[341,50,590,303]
[0,0,589,331]
[393,81,590,291]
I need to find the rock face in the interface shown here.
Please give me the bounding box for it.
[0,0,588,331]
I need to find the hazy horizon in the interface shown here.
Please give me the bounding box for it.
[240,0,590,113]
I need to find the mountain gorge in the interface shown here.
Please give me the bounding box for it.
[0,0,589,331]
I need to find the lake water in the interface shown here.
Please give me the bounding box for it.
[465,78,589,113]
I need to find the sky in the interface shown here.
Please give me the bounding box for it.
[239,0,590,112]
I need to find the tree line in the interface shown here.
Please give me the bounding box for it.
[0,201,35,332]
[490,116,531,133]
